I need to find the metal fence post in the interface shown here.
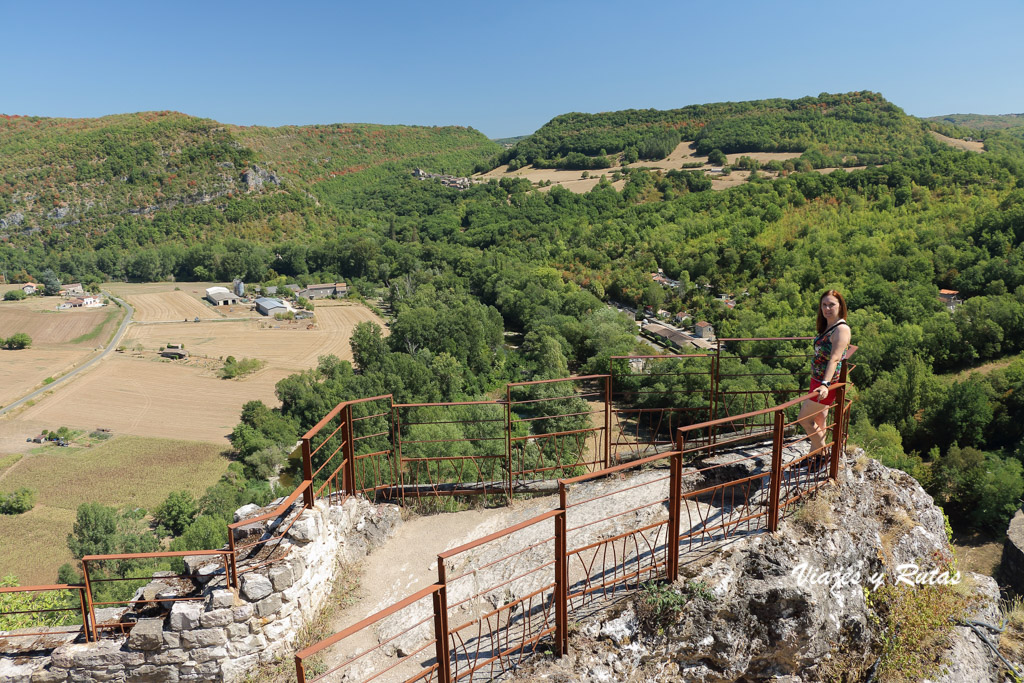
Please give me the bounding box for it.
[301,437,314,508]
[81,560,98,642]
[829,366,849,480]
[555,486,569,656]
[667,449,682,582]
[343,404,356,496]
[434,562,452,682]
[604,375,612,470]
[227,534,239,589]
[77,585,91,643]
[767,409,785,532]
[505,384,513,503]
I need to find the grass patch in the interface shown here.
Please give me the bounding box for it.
[42,376,54,384]
[0,453,23,474]
[69,307,119,344]
[867,582,976,683]
[0,436,230,584]
[793,482,837,529]
[999,595,1024,669]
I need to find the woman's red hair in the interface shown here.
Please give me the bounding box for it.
[816,290,848,334]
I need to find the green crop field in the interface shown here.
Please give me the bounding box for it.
[0,436,230,584]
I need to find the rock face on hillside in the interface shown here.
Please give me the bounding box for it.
[514,452,1004,682]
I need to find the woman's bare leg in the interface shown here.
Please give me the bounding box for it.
[797,400,829,457]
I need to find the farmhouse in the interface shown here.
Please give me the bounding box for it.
[296,282,347,300]
[205,286,239,306]
[255,297,288,316]
[22,283,38,294]
[694,321,715,339]
[939,288,962,311]
[62,283,85,296]
[56,295,101,310]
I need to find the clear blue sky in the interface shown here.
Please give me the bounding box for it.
[3,0,1022,138]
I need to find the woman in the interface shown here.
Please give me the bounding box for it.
[797,290,851,458]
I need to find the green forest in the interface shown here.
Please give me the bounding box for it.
[4,93,1024,590]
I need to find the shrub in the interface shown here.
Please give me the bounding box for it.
[0,488,36,514]
[636,580,714,632]
[221,357,266,379]
[3,332,31,349]
[3,289,26,301]
[0,575,77,629]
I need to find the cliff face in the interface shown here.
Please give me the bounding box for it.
[515,452,1003,683]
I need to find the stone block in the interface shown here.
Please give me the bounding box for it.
[126,665,179,683]
[181,628,227,649]
[32,671,69,683]
[286,510,317,544]
[207,590,235,610]
[227,623,250,640]
[128,618,165,651]
[220,653,259,683]
[240,574,272,602]
[169,602,204,631]
[231,603,254,622]
[162,632,180,649]
[189,646,228,664]
[233,504,261,523]
[199,608,233,628]
[146,648,189,666]
[268,564,295,591]
[255,594,282,618]
[262,617,291,643]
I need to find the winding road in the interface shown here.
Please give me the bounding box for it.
[0,293,134,417]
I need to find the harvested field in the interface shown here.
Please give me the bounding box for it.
[128,290,222,322]
[476,142,802,194]
[13,356,283,442]
[0,302,112,344]
[0,348,93,406]
[0,436,229,584]
[121,300,381,369]
[930,130,985,152]
[0,303,122,405]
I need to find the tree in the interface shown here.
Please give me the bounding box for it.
[154,491,198,536]
[40,269,61,296]
[708,149,728,166]
[67,503,119,558]
[350,321,388,371]
[3,333,31,349]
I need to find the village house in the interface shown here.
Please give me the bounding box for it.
[674,311,692,325]
[694,321,715,339]
[297,282,347,300]
[61,283,85,296]
[57,295,102,310]
[205,286,239,306]
[939,289,962,311]
[21,283,38,294]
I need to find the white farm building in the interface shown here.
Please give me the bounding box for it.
[205,286,239,306]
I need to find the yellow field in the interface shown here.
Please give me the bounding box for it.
[477,142,803,194]
[0,300,122,406]
[0,436,230,584]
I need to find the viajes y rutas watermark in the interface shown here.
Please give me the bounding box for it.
[791,560,961,595]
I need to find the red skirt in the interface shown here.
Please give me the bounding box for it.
[809,377,837,406]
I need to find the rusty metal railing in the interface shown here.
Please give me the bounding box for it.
[227,479,313,585]
[80,549,233,641]
[296,377,851,682]
[0,584,91,641]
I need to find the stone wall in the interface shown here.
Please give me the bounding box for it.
[1,497,400,683]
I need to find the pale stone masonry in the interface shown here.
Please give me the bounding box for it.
[0,497,400,682]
